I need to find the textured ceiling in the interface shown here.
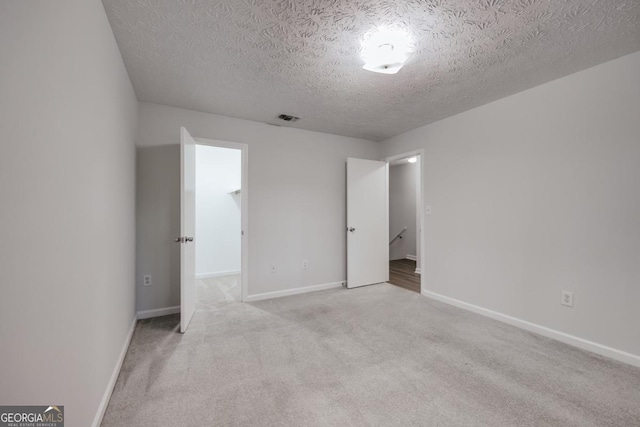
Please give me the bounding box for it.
[103,0,640,141]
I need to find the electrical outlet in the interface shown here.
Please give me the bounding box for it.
[303,260,309,269]
[561,291,574,307]
[270,265,276,274]
[143,274,152,287]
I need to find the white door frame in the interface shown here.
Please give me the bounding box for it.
[383,149,425,292]
[194,136,249,302]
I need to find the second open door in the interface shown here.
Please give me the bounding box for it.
[179,127,197,333]
[346,158,389,288]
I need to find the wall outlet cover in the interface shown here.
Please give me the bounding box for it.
[143,274,152,286]
[561,291,574,307]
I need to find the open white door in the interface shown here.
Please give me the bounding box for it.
[347,158,389,288]
[179,127,196,333]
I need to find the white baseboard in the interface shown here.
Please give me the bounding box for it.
[196,270,241,279]
[92,314,137,427]
[421,289,640,368]
[137,306,180,320]
[245,281,345,302]
[406,254,417,261]
[414,268,422,275]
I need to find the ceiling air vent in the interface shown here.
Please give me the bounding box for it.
[277,114,300,122]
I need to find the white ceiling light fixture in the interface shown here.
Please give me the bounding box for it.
[407,157,417,163]
[361,27,414,75]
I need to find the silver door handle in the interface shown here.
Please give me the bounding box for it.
[175,236,194,243]
[348,227,356,232]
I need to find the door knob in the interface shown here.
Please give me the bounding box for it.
[348,227,356,232]
[175,236,194,243]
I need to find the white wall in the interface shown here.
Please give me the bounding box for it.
[0,1,138,426]
[381,51,640,360]
[136,102,381,309]
[136,145,180,313]
[195,145,242,277]
[389,163,417,260]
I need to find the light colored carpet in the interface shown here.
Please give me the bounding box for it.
[196,274,241,312]
[102,284,640,426]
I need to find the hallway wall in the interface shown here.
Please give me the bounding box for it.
[0,1,138,425]
[389,162,418,261]
[135,102,381,310]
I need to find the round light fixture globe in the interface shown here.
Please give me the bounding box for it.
[361,27,414,75]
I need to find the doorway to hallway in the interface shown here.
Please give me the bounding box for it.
[387,153,422,293]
